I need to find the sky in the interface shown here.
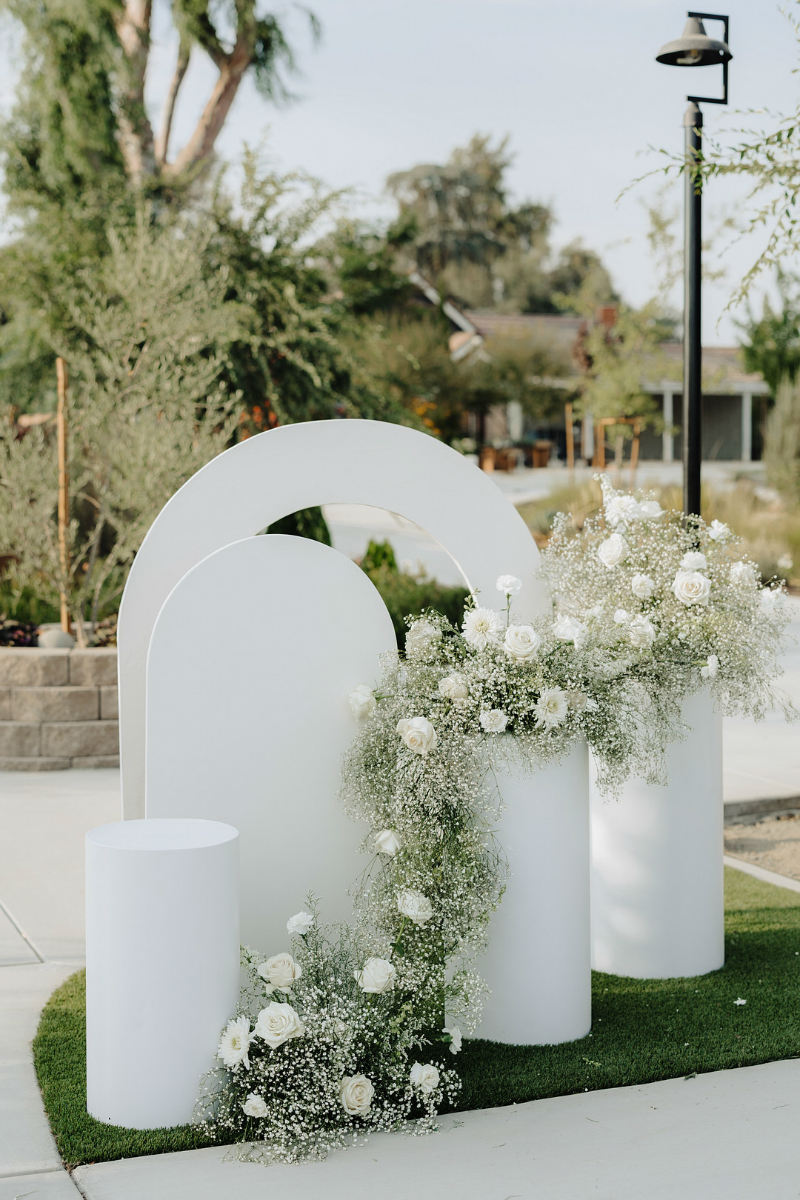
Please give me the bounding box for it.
[2,0,798,345]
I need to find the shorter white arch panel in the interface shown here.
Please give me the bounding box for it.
[146,534,397,950]
[120,420,547,817]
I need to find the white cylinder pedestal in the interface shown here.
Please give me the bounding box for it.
[591,689,724,979]
[86,819,240,1129]
[477,741,591,1045]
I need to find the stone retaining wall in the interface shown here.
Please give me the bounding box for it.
[0,648,119,770]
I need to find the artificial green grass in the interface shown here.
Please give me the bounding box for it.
[34,867,800,1167]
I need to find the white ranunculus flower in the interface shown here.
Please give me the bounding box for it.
[628,615,656,649]
[604,494,641,527]
[217,1015,253,1070]
[242,1092,268,1118]
[708,519,730,541]
[553,613,587,647]
[613,608,629,625]
[503,623,541,662]
[438,672,469,701]
[445,1025,463,1054]
[760,587,782,611]
[672,570,711,606]
[258,953,302,990]
[348,684,376,721]
[374,828,401,856]
[396,716,437,755]
[410,1062,440,1094]
[355,956,396,994]
[255,1001,305,1049]
[597,533,629,569]
[462,606,504,648]
[730,561,756,588]
[405,618,441,656]
[286,911,314,937]
[638,499,664,520]
[631,573,656,600]
[397,888,433,925]
[700,654,720,680]
[496,573,522,596]
[535,687,569,729]
[339,1074,374,1116]
[479,708,508,733]
[681,551,708,571]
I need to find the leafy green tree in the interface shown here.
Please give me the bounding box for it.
[739,277,800,395]
[386,134,615,314]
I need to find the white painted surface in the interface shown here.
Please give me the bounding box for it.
[72,1059,800,1200]
[145,535,396,949]
[478,742,591,1044]
[591,690,724,979]
[119,420,547,818]
[85,819,239,1129]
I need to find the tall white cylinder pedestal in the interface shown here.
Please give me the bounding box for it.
[591,689,724,979]
[477,741,591,1045]
[86,819,239,1129]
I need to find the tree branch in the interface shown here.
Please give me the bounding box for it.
[113,0,156,184]
[155,41,190,168]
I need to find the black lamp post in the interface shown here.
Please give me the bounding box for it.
[656,13,732,517]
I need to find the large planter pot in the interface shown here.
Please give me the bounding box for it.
[476,740,591,1045]
[590,689,724,980]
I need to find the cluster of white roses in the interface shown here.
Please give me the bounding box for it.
[541,477,792,727]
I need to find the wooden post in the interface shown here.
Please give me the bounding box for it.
[564,401,574,473]
[56,357,71,634]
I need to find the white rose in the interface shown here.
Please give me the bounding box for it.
[730,561,756,588]
[438,673,469,700]
[258,953,302,990]
[374,828,401,856]
[605,494,641,526]
[638,499,663,520]
[242,1092,268,1118]
[355,956,396,994]
[445,1026,463,1054]
[255,1001,305,1049]
[597,533,628,568]
[405,618,441,657]
[396,716,437,755]
[631,573,655,600]
[613,608,629,625]
[496,574,522,596]
[553,614,587,647]
[681,551,708,571]
[339,1074,374,1116]
[286,911,314,937]
[410,1062,440,1094]
[700,654,719,680]
[397,888,433,925]
[535,687,569,729]
[462,606,504,648]
[628,615,656,649]
[479,708,508,733]
[503,623,541,662]
[348,684,376,721]
[708,519,730,541]
[672,570,711,606]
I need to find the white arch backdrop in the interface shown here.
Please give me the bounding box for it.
[118,419,548,818]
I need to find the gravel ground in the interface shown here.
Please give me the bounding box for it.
[725,812,800,882]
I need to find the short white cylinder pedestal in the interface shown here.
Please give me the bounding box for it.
[477,741,591,1045]
[86,819,240,1129]
[591,689,724,979]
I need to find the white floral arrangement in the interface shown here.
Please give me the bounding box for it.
[540,477,793,723]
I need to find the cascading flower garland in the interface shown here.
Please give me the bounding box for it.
[196,481,791,1164]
